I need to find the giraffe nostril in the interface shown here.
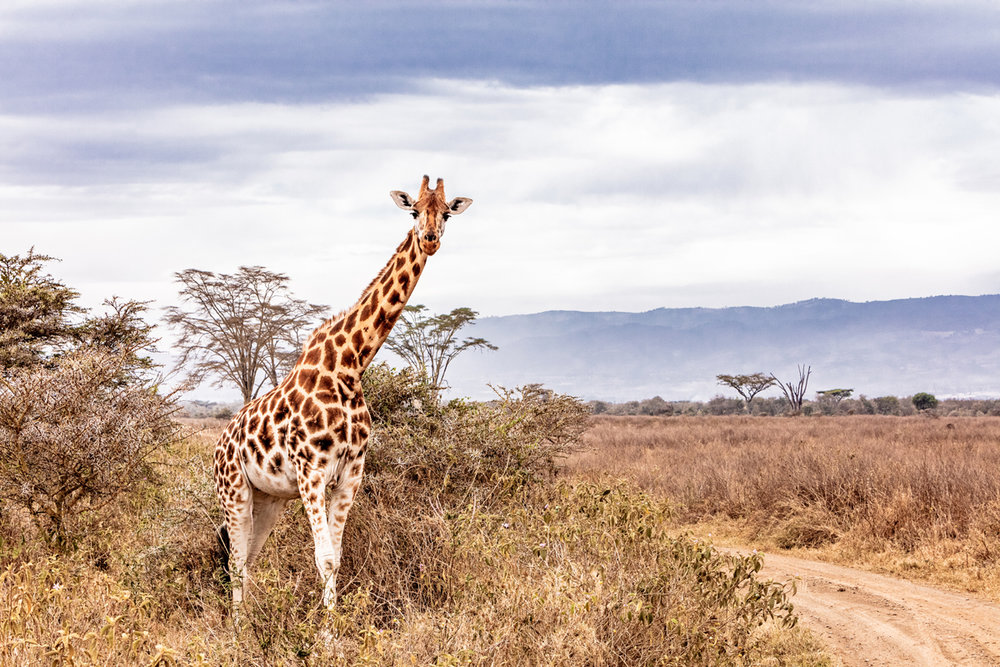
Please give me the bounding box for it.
[424,233,437,243]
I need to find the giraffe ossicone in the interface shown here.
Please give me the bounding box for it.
[213,175,473,616]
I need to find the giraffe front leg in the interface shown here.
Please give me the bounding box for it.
[326,454,365,607]
[297,470,339,609]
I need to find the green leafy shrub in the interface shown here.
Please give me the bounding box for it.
[362,367,589,497]
[911,392,938,411]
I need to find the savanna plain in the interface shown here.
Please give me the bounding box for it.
[6,372,1000,665]
[573,414,1000,595]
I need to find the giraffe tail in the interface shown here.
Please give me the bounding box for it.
[215,524,231,585]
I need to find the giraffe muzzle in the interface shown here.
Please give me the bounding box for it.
[421,233,440,255]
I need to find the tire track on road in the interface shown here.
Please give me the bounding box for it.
[734,549,1000,666]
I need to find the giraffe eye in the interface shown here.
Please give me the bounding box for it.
[410,211,419,220]
[442,213,450,221]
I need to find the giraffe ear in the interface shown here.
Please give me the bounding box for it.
[447,197,473,215]
[390,191,416,210]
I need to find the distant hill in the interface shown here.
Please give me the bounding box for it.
[432,295,1000,401]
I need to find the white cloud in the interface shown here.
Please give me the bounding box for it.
[3,79,1000,328]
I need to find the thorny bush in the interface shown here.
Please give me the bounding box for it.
[0,347,180,546]
[362,365,590,498]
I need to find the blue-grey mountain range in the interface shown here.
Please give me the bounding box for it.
[439,295,1000,402]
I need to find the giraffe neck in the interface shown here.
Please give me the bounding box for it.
[301,228,428,380]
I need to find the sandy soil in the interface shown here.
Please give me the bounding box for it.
[742,549,1000,666]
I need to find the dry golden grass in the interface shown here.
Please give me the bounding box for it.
[0,398,827,665]
[569,415,1000,596]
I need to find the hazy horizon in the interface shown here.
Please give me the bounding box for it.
[170,292,1000,405]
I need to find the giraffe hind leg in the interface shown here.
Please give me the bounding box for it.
[246,490,288,569]
[220,485,254,617]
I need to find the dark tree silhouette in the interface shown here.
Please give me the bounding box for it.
[912,392,938,411]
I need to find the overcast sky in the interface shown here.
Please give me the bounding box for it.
[3,2,1000,335]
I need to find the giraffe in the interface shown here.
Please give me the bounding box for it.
[214,175,473,614]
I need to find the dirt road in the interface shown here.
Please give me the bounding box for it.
[744,549,1000,666]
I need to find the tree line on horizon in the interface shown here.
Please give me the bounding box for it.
[589,367,952,417]
[589,392,996,418]
[712,368,940,415]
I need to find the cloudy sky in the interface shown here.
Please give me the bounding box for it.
[3,1,1000,330]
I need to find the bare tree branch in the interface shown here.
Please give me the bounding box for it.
[770,365,812,415]
[164,267,326,404]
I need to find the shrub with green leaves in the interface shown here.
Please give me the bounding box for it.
[912,392,938,411]
[362,365,589,498]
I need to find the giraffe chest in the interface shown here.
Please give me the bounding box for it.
[240,401,371,499]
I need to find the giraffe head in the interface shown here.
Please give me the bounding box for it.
[390,175,473,255]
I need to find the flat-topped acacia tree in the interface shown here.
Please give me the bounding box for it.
[716,373,776,411]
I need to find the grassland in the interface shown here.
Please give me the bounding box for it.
[569,415,1000,599]
[0,382,828,666]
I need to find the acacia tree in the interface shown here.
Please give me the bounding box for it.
[816,388,853,403]
[165,266,326,404]
[82,297,159,384]
[1,250,155,380]
[815,388,853,414]
[815,388,853,415]
[261,297,329,388]
[385,304,496,395]
[716,373,775,411]
[770,365,812,414]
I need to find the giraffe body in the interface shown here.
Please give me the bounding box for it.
[213,176,472,614]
